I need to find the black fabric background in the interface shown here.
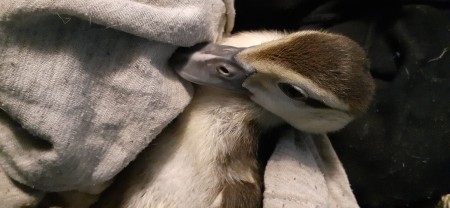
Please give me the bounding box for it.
[233,1,450,207]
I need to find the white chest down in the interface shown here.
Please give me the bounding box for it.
[97,86,278,208]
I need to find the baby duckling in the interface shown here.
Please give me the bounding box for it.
[95,30,375,208]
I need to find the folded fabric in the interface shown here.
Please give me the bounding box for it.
[0,0,234,192]
[263,128,358,208]
[0,165,44,208]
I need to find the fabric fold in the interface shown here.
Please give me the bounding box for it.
[0,0,234,46]
[0,0,234,191]
[263,128,359,208]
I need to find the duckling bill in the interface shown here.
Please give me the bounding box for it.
[170,42,255,94]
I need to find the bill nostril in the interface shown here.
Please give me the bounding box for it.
[216,65,232,77]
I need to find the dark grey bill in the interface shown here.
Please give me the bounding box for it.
[169,43,256,94]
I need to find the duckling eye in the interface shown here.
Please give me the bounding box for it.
[278,83,308,101]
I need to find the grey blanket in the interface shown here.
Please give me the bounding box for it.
[0,0,358,207]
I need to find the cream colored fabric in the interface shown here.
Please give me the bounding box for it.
[0,166,44,208]
[263,129,359,208]
[0,0,233,201]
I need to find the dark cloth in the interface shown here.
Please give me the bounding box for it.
[234,1,450,207]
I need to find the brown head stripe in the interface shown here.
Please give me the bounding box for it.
[237,32,375,114]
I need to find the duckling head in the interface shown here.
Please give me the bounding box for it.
[236,31,375,133]
[170,31,375,134]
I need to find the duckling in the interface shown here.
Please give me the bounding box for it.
[95,30,375,208]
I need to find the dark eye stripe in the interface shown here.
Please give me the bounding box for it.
[278,83,331,109]
[278,83,307,100]
[303,98,331,109]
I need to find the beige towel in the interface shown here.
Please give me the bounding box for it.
[263,129,359,208]
[0,0,233,205]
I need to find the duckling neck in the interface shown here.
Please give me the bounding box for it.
[176,86,283,163]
